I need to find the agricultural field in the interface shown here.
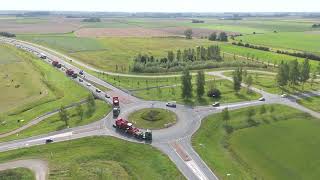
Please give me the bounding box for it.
[0,100,110,142]
[0,168,35,180]
[192,105,320,179]
[134,79,261,105]
[236,32,320,55]
[17,34,213,72]
[0,137,185,180]
[0,44,89,134]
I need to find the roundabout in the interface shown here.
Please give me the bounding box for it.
[128,108,177,130]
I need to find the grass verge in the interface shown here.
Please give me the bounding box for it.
[192,104,320,179]
[0,137,185,180]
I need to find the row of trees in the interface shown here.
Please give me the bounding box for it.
[232,42,270,51]
[276,50,320,61]
[0,32,16,37]
[59,94,96,127]
[208,32,228,42]
[276,59,314,90]
[312,24,320,28]
[134,45,222,64]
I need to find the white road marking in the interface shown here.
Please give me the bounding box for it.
[185,160,209,180]
[27,132,73,143]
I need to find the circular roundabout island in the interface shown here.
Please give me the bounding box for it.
[128,108,177,130]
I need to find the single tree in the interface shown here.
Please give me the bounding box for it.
[208,32,217,41]
[76,103,84,120]
[245,75,253,93]
[196,71,206,98]
[232,67,242,93]
[276,61,289,92]
[87,94,96,115]
[167,51,175,62]
[288,60,300,87]
[184,29,193,39]
[181,69,193,99]
[222,108,230,125]
[317,62,320,75]
[218,32,228,41]
[59,106,69,127]
[300,59,310,89]
[176,50,182,61]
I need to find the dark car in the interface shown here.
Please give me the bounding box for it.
[45,139,53,144]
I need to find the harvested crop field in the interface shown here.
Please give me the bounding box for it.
[75,27,175,37]
[75,27,235,37]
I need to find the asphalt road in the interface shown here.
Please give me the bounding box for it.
[0,37,319,180]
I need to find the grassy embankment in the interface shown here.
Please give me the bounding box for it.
[0,44,89,134]
[0,137,185,179]
[193,104,320,180]
[0,100,111,142]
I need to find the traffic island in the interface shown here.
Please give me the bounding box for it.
[128,108,177,129]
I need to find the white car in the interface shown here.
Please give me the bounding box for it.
[212,102,220,107]
[259,97,265,101]
[166,101,177,108]
[281,94,288,98]
[86,83,91,87]
[96,89,102,93]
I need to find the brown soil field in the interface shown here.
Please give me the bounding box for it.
[0,17,82,34]
[75,27,175,37]
[75,26,238,38]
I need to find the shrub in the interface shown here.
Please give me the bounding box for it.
[207,88,221,98]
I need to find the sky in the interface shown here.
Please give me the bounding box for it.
[0,0,319,12]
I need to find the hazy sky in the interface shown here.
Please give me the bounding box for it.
[1,0,319,12]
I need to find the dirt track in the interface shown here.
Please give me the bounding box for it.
[0,159,48,180]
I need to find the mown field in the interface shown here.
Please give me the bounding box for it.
[0,137,185,180]
[223,71,320,94]
[237,32,320,55]
[0,44,89,134]
[0,100,110,142]
[192,105,320,180]
[0,168,35,180]
[134,79,261,106]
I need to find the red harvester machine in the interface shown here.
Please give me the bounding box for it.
[113,118,152,141]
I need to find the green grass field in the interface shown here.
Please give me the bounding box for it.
[134,79,261,105]
[0,44,89,134]
[192,104,320,180]
[0,168,35,180]
[0,137,185,180]
[237,32,320,55]
[128,108,177,129]
[0,100,110,142]
[223,71,320,94]
[17,34,213,72]
[297,96,320,112]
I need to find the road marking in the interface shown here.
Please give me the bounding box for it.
[170,142,209,180]
[185,160,209,180]
[27,132,73,143]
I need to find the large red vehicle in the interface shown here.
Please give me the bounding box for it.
[113,97,120,107]
[52,61,62,68]
[113,118,152,141]
[66,69,74,76]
